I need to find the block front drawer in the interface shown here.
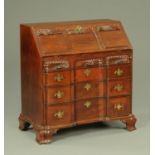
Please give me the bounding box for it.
[75,67,106,82]
[47,86,72,104]
[107,96,131,117]
[75,98,106,121]
[75,82,106,99]
[45,70,72,86]
[108,79,131,97]
[108,64,131,79]
[47,104,73,126]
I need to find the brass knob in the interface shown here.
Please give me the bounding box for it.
[114,68,124,76]
[84,68,91,77]
[54,90,64,99]
[114,103,124,110]
[84,83,92,91]
[84,101,92,108]
[55,73,64,82]
[114,84,123,92]
[54,111,64,119]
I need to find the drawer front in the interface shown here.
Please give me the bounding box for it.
[46,71,71,86]
[75,58,104,68]
[47,104,73,126]
[108,79,131,97]
[43,60,70,72]
[106,55,131,65]
[76,98,106,121]
[107,96,131,117]
[75,67,106,82]
[76,82,106,99]
[108,64,131,79]
[47,86,71,104]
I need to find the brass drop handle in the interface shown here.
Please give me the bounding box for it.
[54,90,64,99]
[84,68,91,77]
[114,84,124,92]
[84,83,92,91]
[84,101,92,108]
[114,103,124,110]
[55,73,64,82]
[54,111,64,119]
[114,68,124,76]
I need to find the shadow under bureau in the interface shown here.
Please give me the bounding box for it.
[18,19,137,144]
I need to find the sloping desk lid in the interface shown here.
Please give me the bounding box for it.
[22,19,132,57]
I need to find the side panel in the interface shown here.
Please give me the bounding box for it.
[20,25,44,125]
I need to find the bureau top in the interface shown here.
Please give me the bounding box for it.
[20,19,132,57]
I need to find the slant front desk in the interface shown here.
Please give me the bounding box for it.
[18,19,137,144]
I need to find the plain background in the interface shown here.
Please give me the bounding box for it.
[5,0,149,155]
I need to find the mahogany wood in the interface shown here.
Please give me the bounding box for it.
[19,19,137,144]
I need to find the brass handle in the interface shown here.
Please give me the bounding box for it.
[54,111,64,119]
[84,83,92,91]
[84,101,92,108]
[55,73,64,82]
[114,68,124,76]
[114,84,124,92]
[84,68,91,77]
[54,90,64,99]
[114,103,124,110]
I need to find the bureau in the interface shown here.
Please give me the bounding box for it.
[18,19,137,144]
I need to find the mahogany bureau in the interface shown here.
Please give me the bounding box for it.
[18,19,137,144]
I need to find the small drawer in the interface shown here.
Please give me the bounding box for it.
[107,96,131,117]
[43,60,70,72]
[46,71,71,86]
[106,55,131,65]
[108,79,131,97]
[47,86,71,104]
[108,64,131,79]
[75,58,104,68]
[75,67,106,82]
[75,98,106,121]
[75,82,106,99]
[47,104,73,126]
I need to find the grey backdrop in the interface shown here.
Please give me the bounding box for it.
[5,0,149,155]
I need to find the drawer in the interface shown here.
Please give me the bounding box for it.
[75,58,104,68]
[43,60,70,72]
[47,104,73,126]
[108,79,131,97]
[75,98,106,121]
[46,71,71,86]
[106,55,131,65]
[75,67,106,82]
[47,86,72,104]
[108,64,131,79]
[75,82,106,99]
[107,96,131,117]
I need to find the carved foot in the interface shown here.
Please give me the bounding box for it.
[35,129,54,144]
[122,115,137,131]
[18,115,30,131]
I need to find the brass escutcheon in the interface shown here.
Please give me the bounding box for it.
[114,68,124,76]
[84,68,91,77]
[74,25,83,33]
[84,101,92,108]
[114,103,124,110]
[114,84,123,92]
[54,90,64,99]
[84,83,92,91]
[54,111,64,119]
[55,73,64,82]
